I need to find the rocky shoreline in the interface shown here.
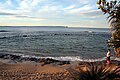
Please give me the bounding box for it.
[0,53,120,66]
[0,53,120,80]
[0,53,70,66]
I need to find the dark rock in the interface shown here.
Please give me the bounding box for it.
[0,53,71,66]
[38,58,46,63]
[58,61,70,65]
[0,54,5,58]
[29,57,38,62]
[40,58,58,66]
[23,35,27,37]
[3,54,11,59]
[0,30,10,32]
[0,37,7,39]
[20,57,30,61]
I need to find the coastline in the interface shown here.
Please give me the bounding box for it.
[0,53,120,80]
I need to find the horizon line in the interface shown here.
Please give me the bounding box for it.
[0,26,109,28]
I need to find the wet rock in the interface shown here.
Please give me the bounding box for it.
[0,54,5,58]
[23,35,27,37]
[0,30,10,32]
[58,61,70,65]
[29,57,38,62]
[0,53,71,66]
[11,55,21,60]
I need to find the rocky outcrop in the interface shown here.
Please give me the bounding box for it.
[0,53,70,66]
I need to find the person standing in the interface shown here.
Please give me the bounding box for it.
[106,49,111,65]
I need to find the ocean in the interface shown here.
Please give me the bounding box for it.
[0,26,117,61]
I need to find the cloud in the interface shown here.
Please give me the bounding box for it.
[0,0,15,9]
[0,0,96,18]
[18,0,95,17]
[15,15,46,21]
[18,0,43,11]
[70,5,93,13]
[0,0,107,27]
[64,4,94,15]
[6,0,12,6]
[74,0,92,4]
[0,12,17,16]
[31,0,43,6]
[18,0,31,10]
[38,4,63,18]
[79,10,102,18]
[0,11,46,21]
[63,5,76,10]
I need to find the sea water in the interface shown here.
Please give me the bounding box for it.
[0,26,115,61]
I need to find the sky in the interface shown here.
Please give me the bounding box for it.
[0,0,109,28]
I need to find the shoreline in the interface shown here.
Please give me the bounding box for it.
[0,52,120,62]
[0,53,120,80]
[0,53,120,69]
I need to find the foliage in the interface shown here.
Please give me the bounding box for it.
[97,0,120,48]
[75,63,120,80]
[107,39,120,48]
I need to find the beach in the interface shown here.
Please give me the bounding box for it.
[0,58,75,80]
[0,57,120,80]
